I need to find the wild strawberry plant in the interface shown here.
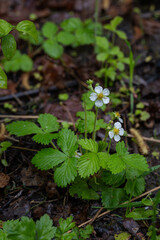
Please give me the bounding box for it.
[5,80,155,209]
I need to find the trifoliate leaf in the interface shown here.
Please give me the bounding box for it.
[2,34,16,60]
[38,113,59,133]
[124,154,149,172]
[32,133,58,145]
[6,121,42,136]
[41,22,58,39]
[32,148,67,170]
[54,157,77,187]
[78,152,100,178]
[98,141,108,152]
[107,154,126,174]
[97,152,110,168]
[101,171,125,187]
[102,188,125,208]
[36,214,56,240]
[78,138,98,153]
[125,177,145,197]
[57,128,78,157]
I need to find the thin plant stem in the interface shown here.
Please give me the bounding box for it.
[84,101,87,139]
[104,129,108,142]
[94,0,100,36]
[107,139,111,153]
[50,141,57,149]
[92,107,98,141]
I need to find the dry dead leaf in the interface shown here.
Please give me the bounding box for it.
[0,172,10,188]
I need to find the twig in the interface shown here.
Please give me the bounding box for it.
[78,185,160,228]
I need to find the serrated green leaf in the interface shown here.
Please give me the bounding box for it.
[78,152,100,178]
[97,152,109,168]
[125,177,145,197]
[98,141,108,152]
[108,154,126,174]
[0,229,7,240]
[126,167,143,179]
[76,28,94,45]
[36,214,56,240]
[2,34,16,60]
[126,208,154,220]
[102,188,125,208]
[79,225,93,239]
[54,157,77,187]
[124,154,149,172]
[0,67,7,89]
[38,113,59,133]
[32,148,67,170]
[57,31,75,45]
[0,19,13,38]
[32,133,58,145]
[6,121,42,136]
[3,219,19,237]
[101,171,125,187]
[16,20,38,42]
[82,188,99,200]
[43,39,63,59]
[41,22,58,39]
[78,138,98,153]
[57,128,77,157]
[116,141,128,156]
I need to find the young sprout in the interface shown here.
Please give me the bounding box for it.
[89,86,110,107]
[109,122,124,142]
[114,112,123,123]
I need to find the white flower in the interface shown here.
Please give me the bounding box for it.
[90,86,110,107]
[109,122,124,142]
[115,112,123,123]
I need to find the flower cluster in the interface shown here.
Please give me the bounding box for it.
[90,86,110,108]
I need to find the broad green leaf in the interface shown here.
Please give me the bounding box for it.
[19,30,43,45]
[78,139,98,153]
[16,217,35,240]
[78,152,100,178]
[20,54,33,72]
[57,128,77,156]
[38,113,59,133]
[126,167,143,179]
[32,133,58,145]
[1,34,16,60]
[57,31,75,45]
[98,141,108,152]
[117,62,125,71]
[140,111,150,121]
[102,188,125,208]
[101,171,125,187]
[32,148,67,170]
[0,19,13,38]
[54,157,77,187]
[0,230,7,240]
[116,141,128,156]
[97,152,109,168]
[107,154,126,174]
[81,188,99,200]
[61,18,82,32]
[95,36,109,50]
[0,141,12,154]
[96,52,108,62]
[16,20,38,42]
[76,28,94,45]
[0,67,7,89]
[36,214,56,240]
[6,121,42,136]
[126,208,154,220]
[41,22,58,39]
[125,177,145,197]
[124,154,149,172]
[116,30,127,40]
[43,39,63,59]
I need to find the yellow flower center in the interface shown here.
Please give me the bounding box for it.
[97,93,104,100]
[113,128,119,135]
[115,112,120,117]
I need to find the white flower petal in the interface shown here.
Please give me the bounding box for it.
[114,122,121,129]
[95,86,103,93]
[103,88,110,96]
[102,97,110,104]
[114,135,120,142]
[119,128,124,136]
[90,92,97,101]
[95,100,103,107]
[119,117,123,123]
[109,131,114,139]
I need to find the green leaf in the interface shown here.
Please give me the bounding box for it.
[20,54,33,72]
[108,154,126,174]
[38,113,59,133]
[55,216,76,239]
[32,133,58,145]
[124,154,149,172]
[126,167,143,179]
[0,141,12,154]
[78,138,98,153]
[111,16,123,29]
[126,208,154,220]
[43,39,63,59]
[57,31,75,45]
[57,128,78,157]
[61,18,82,32]
[116,141,128,156]
[76,28,94,45]
[1,34,16,60]
[116,30,127,40]
[6,121,42,136]
[97,152,110,168]
[125,177,145,197]
[0,229,7,240]
[78,152,100,178]
[32,148,67,170]
[0,19,13,38]
[140,111,150,121]
[16,20,38,42]
[54,157,77,187]
[98,141,108,152]
[95,36,109,50]
[102,188,125,208]
[0,67,7,89]
[96,52,108,62]
[36,214,56,240]
[101,171,125,187]
[41,22,58,39]
[79,225,93,239]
